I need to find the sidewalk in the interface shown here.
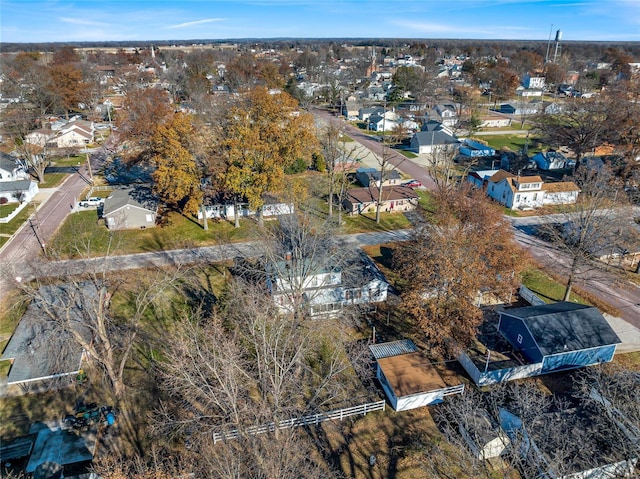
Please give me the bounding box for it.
[604,314,640,354]
[0,187,59,256]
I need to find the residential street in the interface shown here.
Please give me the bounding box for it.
[0,147,109,303]
[1,112,639,337]
[312,108,640,330]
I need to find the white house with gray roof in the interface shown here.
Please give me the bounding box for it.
[409,121,460,155]
[0,152,39,206]
[102,187,158,230]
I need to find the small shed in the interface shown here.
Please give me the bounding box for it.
[370,340,464,411]
[102,187,157,230]
[458,408,510,460]
[497,302,621,373]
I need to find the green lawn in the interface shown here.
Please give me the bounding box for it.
[478,123,532,132]
[51,154,88,167]
[50,210,260,258]
[0,202,38,239]
[416,190,434,211]
[342,211,412,234]
[480,134,543,154]
[0,203,20,218]
[521,268,588,304]
[397,149,418,158]
[38,173,67,188]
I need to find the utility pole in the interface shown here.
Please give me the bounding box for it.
[86,152,93,184]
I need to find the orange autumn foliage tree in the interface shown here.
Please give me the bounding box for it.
[151,113,203,216]
[214,86,317,224]
[394,187,527,355]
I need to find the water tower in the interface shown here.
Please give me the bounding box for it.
[552,29,562,63]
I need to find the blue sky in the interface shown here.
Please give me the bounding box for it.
[2,0,639,43]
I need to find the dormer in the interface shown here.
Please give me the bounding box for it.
[513,176,543,191]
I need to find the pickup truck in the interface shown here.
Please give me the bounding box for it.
[79,197,105,207]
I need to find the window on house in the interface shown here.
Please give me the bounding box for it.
[517,334,523,344]
[515,194,520,202]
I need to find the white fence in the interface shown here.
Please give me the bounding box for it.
[212,400,386,443]
[0,201,29,224]
[198,202,294,220]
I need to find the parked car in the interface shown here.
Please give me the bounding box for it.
[79,197,105,207]
[402,179,422,188]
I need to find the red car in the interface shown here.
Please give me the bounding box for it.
[402,180,422,188]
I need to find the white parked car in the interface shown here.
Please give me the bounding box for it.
[79,197,105,207]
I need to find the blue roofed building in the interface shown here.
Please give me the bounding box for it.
[497,302,621,374]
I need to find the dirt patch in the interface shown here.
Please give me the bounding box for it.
[310,407,442,479]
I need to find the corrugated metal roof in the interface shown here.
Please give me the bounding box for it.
[369,339,418,359]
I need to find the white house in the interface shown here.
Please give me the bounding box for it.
[409,121,460,155]
[49,127,93,148]
[368,114,398,132]
[25,128,54,147]
[471,169,580,210]
[486,170,544,209]
[0,153,39,205]
[431,103,459,127]
[369,340,464,411]
[266,251,389,318]
[0,153,29,182]
[541,181,581,205]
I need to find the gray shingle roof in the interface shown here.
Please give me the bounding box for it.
[0,152,17,172]
[102,187,157,216]
[1,283,95,384]
[501,302,621,356]
[0,179,33,193]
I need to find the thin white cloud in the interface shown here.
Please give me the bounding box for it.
[167,18,226,29]
[59,17,110,27]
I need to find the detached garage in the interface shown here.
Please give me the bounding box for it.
[370,340,464,411]
[497,302,621,373]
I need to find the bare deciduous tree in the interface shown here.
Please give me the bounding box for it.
[319,122,358,222]
[16,235,186,398]
[537,165,631,300]
[159,279,358,429]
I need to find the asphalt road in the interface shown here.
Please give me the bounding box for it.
[33,229,413,280]
[2,113,638,330]
[310,107,438,191]
[0,147,110,303]
[314,107,640,328]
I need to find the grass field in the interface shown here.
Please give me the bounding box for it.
[481,134,543,154]
[50,210,260,258]
[0,202,39,248]
[38,172,67,188]
[521,267,587,304]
